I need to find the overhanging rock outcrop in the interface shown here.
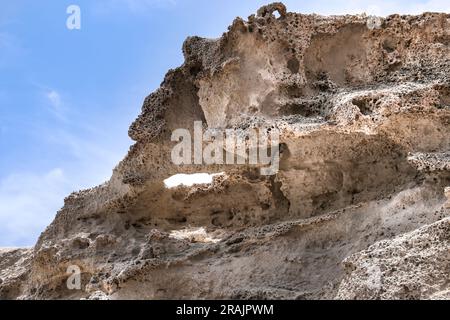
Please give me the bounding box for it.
[1,3,449,300]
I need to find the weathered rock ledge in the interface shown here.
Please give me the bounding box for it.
[1,3,449,300]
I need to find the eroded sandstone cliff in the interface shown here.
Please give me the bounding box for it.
[1,3,449,300]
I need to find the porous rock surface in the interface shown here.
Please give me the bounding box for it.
[1,3,449,300]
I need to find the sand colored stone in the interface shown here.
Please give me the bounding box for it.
[1,3,449,300]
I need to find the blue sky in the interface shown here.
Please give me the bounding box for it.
[0,0,448,247]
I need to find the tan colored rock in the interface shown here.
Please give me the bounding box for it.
[1,3,449,300]
[0,248,33,299]
[337,218,450,300]
[445,187,450,208]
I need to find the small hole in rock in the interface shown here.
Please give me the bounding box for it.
[382,38,396,53]
[352,98,373,115]
[164,172,224,188]
[287,57,300,74]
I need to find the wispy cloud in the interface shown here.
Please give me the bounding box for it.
[0,168,70,247]
[43,88,69,121]
[46,90,62,109]
[288,0,450,16]
[361,0,450,15]
[0,126,127,247]
[42,128,124,185]
[0,123,128,247]
[29,82,68,121]
[407,0,450,14]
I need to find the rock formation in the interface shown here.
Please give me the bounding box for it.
[1,3,449,300]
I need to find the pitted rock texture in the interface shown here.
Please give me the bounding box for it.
[1,3,449,300]
[337,218,450,300]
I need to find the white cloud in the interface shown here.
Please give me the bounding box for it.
[412,0,450,13]
[0,168,70,247]
[31,84,68,121]
[46,90,61,109]
[285,0,450,16]
[0,126,129,247]
[0,79,133,247]
[43,89,68,121]
[42,129,124,187]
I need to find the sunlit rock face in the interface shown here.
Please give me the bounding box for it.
[1,3,449,300]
